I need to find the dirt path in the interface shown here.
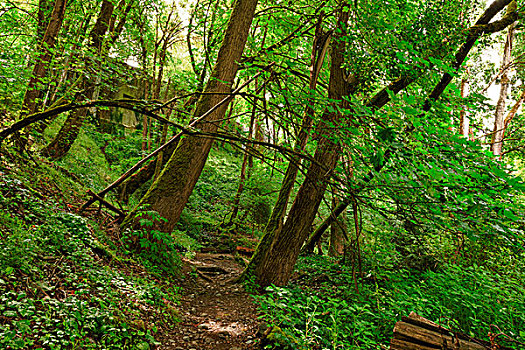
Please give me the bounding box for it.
[158,252,260,349]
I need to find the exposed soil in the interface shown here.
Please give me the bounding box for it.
[158,252,260,349]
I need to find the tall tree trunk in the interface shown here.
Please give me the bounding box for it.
[329,188,346,257]
[298,0,518,251]
[459,75,470,138]
[140,34,150,152]
[33,12,93,135]
[186,4,200,83]
[123,0,259,232]
[243,7,355,287]
[499,87,525,156]
[228,98,256,224]
[148,10,175,157]
[21,0,67,117]
[250,17,330,264]
[141,115,149,151]
[88,0,115,53]
[264,15,331,237]
[36,0,54,42]
[108,0,134,45]
[491,24,515,156]
[154,79,173,180]
[42,0,120,159]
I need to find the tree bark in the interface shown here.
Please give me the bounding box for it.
[244,7,354,287]
[264,14,331,237]
[21,0,67,117]
[109,0,134,45]
[491,24,515,156]
[186,4,200,82]
[41,0,124,159]
[40,11,93,129]
[228,94,257,224]
[329,189,346,257]
[117,96,198,202]
[123,0,259,232]
[89,0,115,53]
[154,80,173,180]
[459,76,470,138]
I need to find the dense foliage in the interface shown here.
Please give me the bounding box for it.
[1,0,525,348]
[0,159,179,349]
[257,255,525,349]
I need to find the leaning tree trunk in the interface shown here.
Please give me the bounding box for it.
[243,7,355,287]
[249,17,330,265]
[42,0,117,159]
[264,15,331,237]
[21,0,67,117]
[228,99,256,224]
[329,188,346,257]
[491,23,515,156]
[242,0,517,287]
[123,0,259,232]
[299,0,519,252]
[459,75,470,138]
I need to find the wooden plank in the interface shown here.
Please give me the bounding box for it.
[390,338,440,350]
[401,313,449,336]
[399,313,514,350]
[407,312,441,328]
[393,321,486,350]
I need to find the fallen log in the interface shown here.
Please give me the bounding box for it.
[390,312,514,350]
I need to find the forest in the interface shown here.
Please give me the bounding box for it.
[1,0,525,349]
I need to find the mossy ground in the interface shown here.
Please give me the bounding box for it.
[0,149,183,349]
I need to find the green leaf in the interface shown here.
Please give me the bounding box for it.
[377,127,397,142]
[501,208,518,221]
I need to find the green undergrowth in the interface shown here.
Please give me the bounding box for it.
[41,117,279,252]
[179,147,280,245]
[0,158,180,349]
[256,255,525,350]
[41,118,144,192]
[121,207,185,275]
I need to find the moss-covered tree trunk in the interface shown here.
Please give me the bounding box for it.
[243,7,355,287]
[251,134,341,286]
[228,101,256,224]
[123,0,259,232]
[244,18,330,269]
[264,17,330,236]
[42,0,117,159]
[22,0,67,117]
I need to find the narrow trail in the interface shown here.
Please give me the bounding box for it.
[159,252,260,349]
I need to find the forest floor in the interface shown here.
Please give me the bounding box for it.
[158,252,261,350]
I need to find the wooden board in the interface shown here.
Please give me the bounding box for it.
[393,321,485,350]
[389,313,513,350]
